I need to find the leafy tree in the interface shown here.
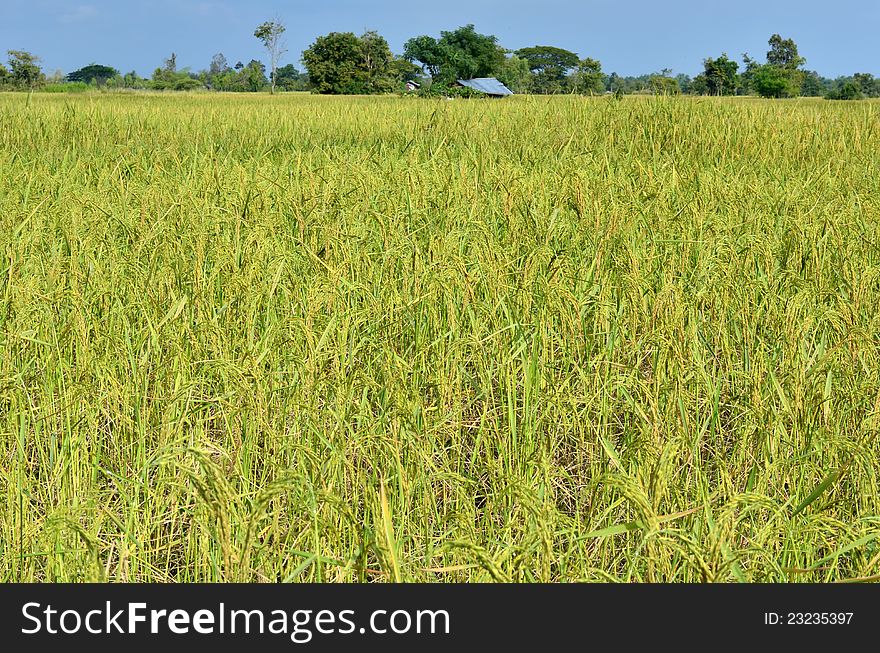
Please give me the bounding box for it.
[693,54,738,95]
[800,70,825,96]
[303,32,369,94]
[239,60,268,92]
[516,46,579,76]
[0,63,10,86]
[254,19,287,94]
[675,73,692,94]
[404,25,505,84]
[738,53,759,95]
[853,72,880,98]
[497,55,532,94]
[650,74,680,95]
[515,45,579,93]
[359,31,396,93]
[151,53,204,91]
[389,57,423,86]
[402,36,446,79]
[122,71,148,89]
[767,34,805,70]
[440,25,505,79]
[752,65,795,98]
[7,50,45,88]
[67,64,119,87]
[303,31,398,94]
[607,72,622,94]
[201,53,231,89]
[275,64,308,91]
[570,58,605,95]
[743,35,806,98]
[303,32,360,94]
[210,53,229,76]
[826,81,863,100]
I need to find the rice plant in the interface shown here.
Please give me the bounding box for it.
[1,92,879,582]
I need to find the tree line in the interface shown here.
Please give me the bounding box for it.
[1,22,877,100]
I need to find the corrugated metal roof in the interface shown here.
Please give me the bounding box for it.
[457,78,514,96]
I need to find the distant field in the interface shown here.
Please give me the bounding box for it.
[1,92,879,582]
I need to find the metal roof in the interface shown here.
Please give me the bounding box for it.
[456,78,514,96]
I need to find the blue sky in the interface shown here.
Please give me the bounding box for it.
[3,0,878,78]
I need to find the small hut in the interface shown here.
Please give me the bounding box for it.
[455,78,514,97]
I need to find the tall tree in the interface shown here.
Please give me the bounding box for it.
[766,34,805,70]
[570,57,605,95]
[745,35,806,98]
[497,55,532,94]
[515,45,579,93]
[275,64,308,91]
[404,25,505,84]
[359,31,395,93]
[240,60,268,92]
[800,70,825,96]
[303,31,396,95]
[853,72,880,98]
[254,19,287,94]
[67,64,119,86]
[752,65,795,98]
[650,72,680,95]
[7,50,44,88]
[694,54,738,95]
[209,53,229,77]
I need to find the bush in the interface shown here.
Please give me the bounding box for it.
[826,82,863,100]
[752,65,800,98]
[174,77,204,91]
[39,82,91,93]
[418,84,487,99]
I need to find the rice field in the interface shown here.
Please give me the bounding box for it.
[1,92,879,582]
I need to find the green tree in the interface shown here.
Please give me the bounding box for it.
[7,50,45,88]
[275,64,308,91]
[607,72,622,94]
[675,73,692,94]
[239,60,268,92]
[254,19,287,94]
[744,35,806,98]
[122,71,147,89]
[752,65,795,98]
[650,74,680,95]
[210,53,229,77]
[767,34,805,69]
[359,31,396,93]
[497,55,532,94]
[694,54,738,95]
[800,70,825,96]
[67,64,119,87]
[390,57,424,87]
[151,53,204,91]
[404,25,505,84]
[570,57,605,95]
[853,72,879,98]
[152,52,177,88]
[515,45,579,93]
[303,31,396,95]
[826,81,863,100]
[304,32,365,94]
[738,53,759,95]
